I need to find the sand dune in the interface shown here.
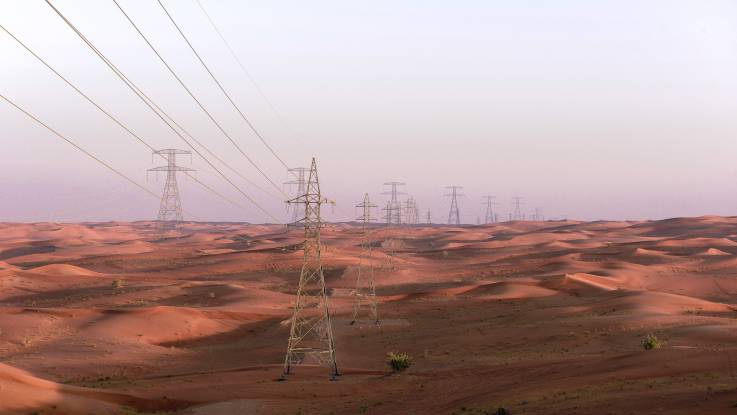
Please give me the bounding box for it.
[698,247,731,256]
[580,290,732,316]
[0,362,187,414]
[2,218,737,414]
[540,273,619,295]
[26,263,102,277]
[83,306,248,345]
[462,281,558,299]
[0,363,121,414]
[656,237,737,248]
[0,260,18,270]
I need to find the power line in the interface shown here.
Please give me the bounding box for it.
[111,0,287,195]
[0,92,159,202]
[44,0,280,223]
[0,22,253,216]
[194,0,303,149]
[157,0,292,172]
[37,1,280,202]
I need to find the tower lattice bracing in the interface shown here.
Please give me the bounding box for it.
[282,157,339,379]
[483,195,497,224]
[382,182,405,226]
[285,167,308,223]
[532,207,544,221]
[402,198,419,225]
[148,149,194,234]
[381,181,405,269]
[445,185,463,225]
[352,193,378,324]
[512,196,524,221]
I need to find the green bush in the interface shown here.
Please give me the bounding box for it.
[386,352,412,372]
[642,333,661,350]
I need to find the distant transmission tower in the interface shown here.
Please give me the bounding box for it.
[532,207,544,221]
[148,149,194,233]
[426,209,432,224]
[445,186,463,225]
[282,158,338,379]
[402,197,419,225]
[285,167,308,223]
[382,182,405,225]
[512,196,524,221]
[382,182,404,270]
[482,196,497,224]
[352,193,378,325]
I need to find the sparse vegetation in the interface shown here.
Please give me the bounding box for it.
[386,351,412,372]
[111,279,124,289]
[642,333,661,350]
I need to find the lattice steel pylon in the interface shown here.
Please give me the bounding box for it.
[382,182,405,225]
[402,198,418,225]
[445,185,463,225]
[382,181,405,269]
[148,149,194,234]
[482,195,497,224]
[351,193,378,325]
[512,196,524,221]
[282,157,339,380]
[532,207,544,221]
[285,167,308,223]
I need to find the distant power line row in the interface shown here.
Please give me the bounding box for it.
[369,182,554,226]
[1,0,304,223]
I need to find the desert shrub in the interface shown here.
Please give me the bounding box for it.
[111,279,124,289]
[386,352,412,372]
[642,333,661,350]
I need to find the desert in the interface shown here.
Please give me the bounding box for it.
[2,217,737,414]
[3,2,736,414]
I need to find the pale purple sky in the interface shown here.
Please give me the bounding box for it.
[2,0,737,223]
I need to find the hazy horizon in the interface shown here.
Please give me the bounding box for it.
[3,0,737,224]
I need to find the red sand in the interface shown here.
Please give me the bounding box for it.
[2,217,737,414]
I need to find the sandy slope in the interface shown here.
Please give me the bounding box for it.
[2,218,737,414]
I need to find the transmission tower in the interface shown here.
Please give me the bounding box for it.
[382,181,404,270]
[148,149,194,233]
[402,197,419,225]
[284,167,308,223]
[482,196,497,224]
[445,186,463,225]
[282,158,338,379]
[352,193,378,325]
[382,182,405,225]
[426,209,432,224]
[512,197,524,221]
[532,207,544,221]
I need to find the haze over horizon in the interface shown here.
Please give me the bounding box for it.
[2,0,737,223]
